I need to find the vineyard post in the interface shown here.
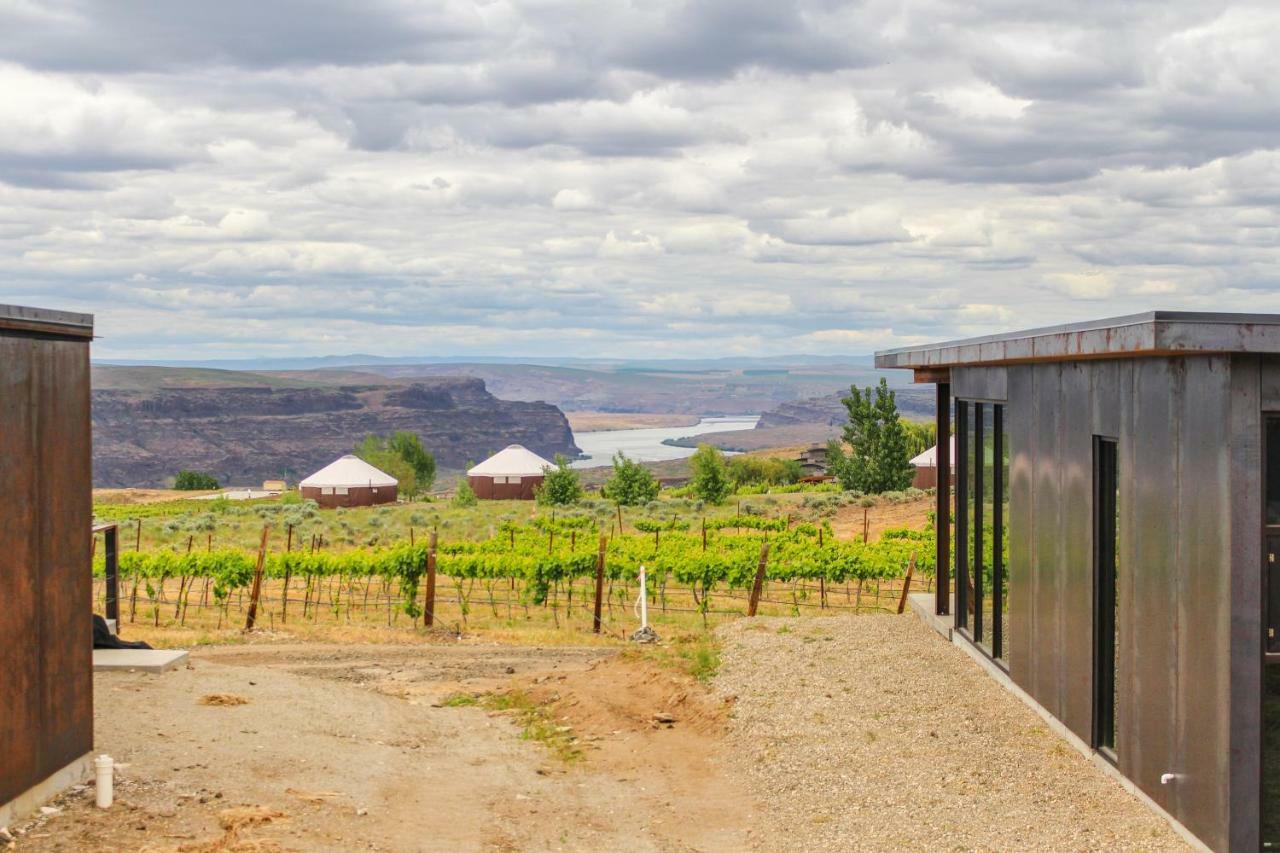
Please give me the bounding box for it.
[701,518,707,551]
[244,525,270,630]
[135,518,142,551]
[863,508,869,543]
[281,559,292,624]
[593,534,606,634]
[286,524,293,552]
[747,541,770,617]
[409,526,414,546]
[896,552,917,615]
[424,530,438,627]
[616,504,623,534]
[207,533,212,553]
[818,526,824,547]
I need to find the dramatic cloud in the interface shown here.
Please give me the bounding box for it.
[2,0,1279,359]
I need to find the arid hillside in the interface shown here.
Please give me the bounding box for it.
[91,373,578,488]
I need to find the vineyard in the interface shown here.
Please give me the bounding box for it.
[94,501,939,638]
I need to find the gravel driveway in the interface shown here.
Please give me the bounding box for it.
[716,615,1191,852]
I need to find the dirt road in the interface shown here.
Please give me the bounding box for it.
[15,643,754,852]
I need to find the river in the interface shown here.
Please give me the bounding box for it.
[571,415,760,469]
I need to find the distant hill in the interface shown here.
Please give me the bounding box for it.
[91,371,576,488]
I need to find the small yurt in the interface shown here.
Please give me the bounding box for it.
[299,455,398,508]
[909,435,956,489]
[467,444,552,500]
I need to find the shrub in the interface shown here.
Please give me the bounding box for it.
[535,455,583,506]
[453,479,478,508]
[689,445,731,504]
[174,470,219,491]
[601,452,660,506]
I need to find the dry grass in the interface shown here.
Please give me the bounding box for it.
[198,693,249,706]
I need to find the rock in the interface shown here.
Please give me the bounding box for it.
[91,376,579,487]
[630,626,660,644]
[38,807,60,816]
[652,712,677,724]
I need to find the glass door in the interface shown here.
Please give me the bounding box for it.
[1262,417,1280,847]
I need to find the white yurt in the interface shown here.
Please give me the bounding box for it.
[299,454,398,508]
[467,444,553,500]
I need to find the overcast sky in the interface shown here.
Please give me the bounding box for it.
[2,1,1277,359]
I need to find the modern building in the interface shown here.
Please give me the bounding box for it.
[796,445,829,478]
[909,435,956,489]
[467,444,552,500]
[0,305,95,826]
[875,311,1280,851]
[299,455,398,508]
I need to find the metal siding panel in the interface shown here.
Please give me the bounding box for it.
[951,366,1008,402]
[0,336,40,805]
[1173,356,1232,849]
[1008,366,1033,686]
[1059,362,1093,740]
[35,339,93,775]
[1123,358,1180,814]
[1031,363,1063,715]
[1089,360,1121,439]
[1230,355,1262,851]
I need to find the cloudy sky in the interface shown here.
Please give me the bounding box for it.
[2,1,1278,359]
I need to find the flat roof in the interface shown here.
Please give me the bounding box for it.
[0,304,94,339]
[874,311,1280,371]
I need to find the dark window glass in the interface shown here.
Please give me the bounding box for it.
[1265,665,1280,847]
[995,404,1009,666]
[956,400,970,631]
[1268,418,1280,525]
[1093,437,1118,759]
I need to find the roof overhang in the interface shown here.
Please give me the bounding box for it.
[1,304,94,340]
[874,311,1280,376]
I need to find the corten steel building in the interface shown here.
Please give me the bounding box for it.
[0,305,95,825]
[876,312,1280,852]
[467,444,552,500]
[299,455,398,508]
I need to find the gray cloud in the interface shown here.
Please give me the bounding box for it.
[2,0,1280,359]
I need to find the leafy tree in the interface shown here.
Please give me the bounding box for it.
[536,454,583,506]
[726,455,802,487]
[174,470,219,490]
[828,378,915,493]
[354,434,417,497]
[902,420,937,458]
[452,477,478,508]
[387,432,436,491]
[602,451,660,506]
[689,444,732,504]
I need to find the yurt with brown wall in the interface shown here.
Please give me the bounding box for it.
[467,445,552,500]
[299,455,398,508]
[909,435,955,489]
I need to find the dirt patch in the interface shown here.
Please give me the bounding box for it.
[828,495,933,541]
[15,642,757,852]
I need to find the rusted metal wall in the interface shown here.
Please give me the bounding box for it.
[983,356,1237,850]
[299,484,397,509]
[0,318,94,807]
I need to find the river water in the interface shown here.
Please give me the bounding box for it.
[571,415,760,469]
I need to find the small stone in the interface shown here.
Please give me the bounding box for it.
[38,807,60,817]
[652,711,677,724]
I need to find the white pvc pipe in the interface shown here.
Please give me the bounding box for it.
[95,755,114,808]
[638,564,649,630]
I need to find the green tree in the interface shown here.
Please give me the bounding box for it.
[902,420,937,458]
[536,454,583,506]
[726,455,802,487]
[689,444,732,504]
[174,470,220,490]
[602,451,660,506]
[387,432,436,491]
[828,378,915,493]
[452,477,478,508]
[354,434,417,497]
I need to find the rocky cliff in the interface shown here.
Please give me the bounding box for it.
[754,386,935,430]
[92,377,579,488]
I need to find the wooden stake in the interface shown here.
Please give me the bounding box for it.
[747,541,770,617]
[616,504,623,534]
[593,534,606,633]
[896,553,917,615]
[862,507,869,543]
[135,518,143,551]
[424,530,438,627]
[244,525,270,630]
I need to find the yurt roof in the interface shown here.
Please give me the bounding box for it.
[467,444,553,477]
[300,455,397,488]
[910,435,957,468]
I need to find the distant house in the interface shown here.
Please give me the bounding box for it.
[909,435,956,489]
[262,479,287,492]
[299,455,397,508]
[797,445,828,476]
[468,445,552,500]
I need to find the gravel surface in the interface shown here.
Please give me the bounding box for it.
[716,614,1192,852]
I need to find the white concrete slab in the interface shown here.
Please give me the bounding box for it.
[93,648,188,673]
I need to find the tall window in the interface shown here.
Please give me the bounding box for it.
[955,399,1009,666]
[1093,437,1118,761]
